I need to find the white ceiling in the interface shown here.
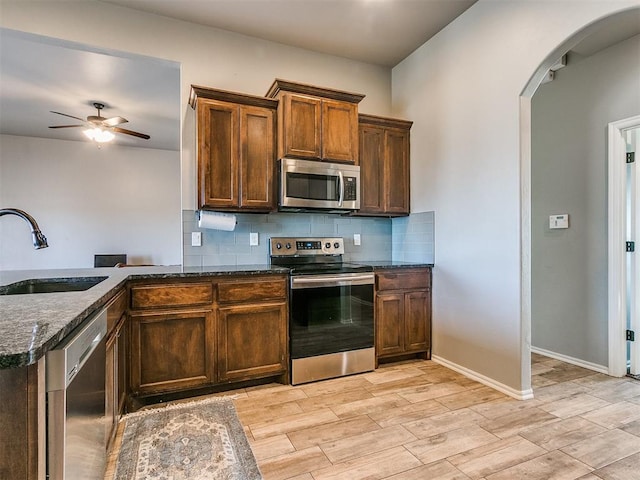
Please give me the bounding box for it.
[1,2,638,151]
[0,29,181,151]
[101,0,479,68]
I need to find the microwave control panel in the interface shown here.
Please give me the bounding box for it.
[344,177,357,200]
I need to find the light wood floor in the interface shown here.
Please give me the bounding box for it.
[106,354,640,479]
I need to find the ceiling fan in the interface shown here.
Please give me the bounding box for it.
[49,102,150,141]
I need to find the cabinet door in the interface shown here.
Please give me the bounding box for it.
[217,302,287,382]
[322,99,358,163]
[359,125,385,214]
[240,105,275,210]
[282,94,321,159]
[105,330,117,450]
[404,290,430,352]
[197,100,239,208]
[384,128,410,214]
[116,316,127,415]
[130,310,214,395]
[375,293,405,356]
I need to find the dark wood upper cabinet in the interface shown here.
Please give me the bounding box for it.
[266,79,364,164]
[190,86,277,212]
[357,114,412,216]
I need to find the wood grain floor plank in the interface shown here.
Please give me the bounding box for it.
[484,450,592,480]
[435,386,506,411]
[329,393,410,419]
[319,424,417,463]
[249,434,295,460]
[591,451,640,479]
[538,393,611,419]
[448,436,547,479]
[259,446,332,480]
[311,446,422,480]
[250,408,340,439]
[579,401,640,429]
[384,459,472,480]
[287,415,380,450]
[404,425,498,464]
[367,398,450,428]
[519,416,608,451]
[403,407,486,438]
[560,429,640,469]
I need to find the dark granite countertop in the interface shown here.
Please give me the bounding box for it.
[355,261,434,270]
[0,264,289,369]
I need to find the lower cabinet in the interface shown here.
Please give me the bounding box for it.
[375,268,432,363]
[105,289,127,451]
[128,275,288,400]
[217,302,287,382]
[129,310,215,395]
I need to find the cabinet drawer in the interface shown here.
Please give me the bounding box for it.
[376,269,431,291]
[218,277,287,304]
[130,282,214,310]
[106,289,127,334]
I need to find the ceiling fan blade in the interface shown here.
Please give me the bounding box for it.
[48,125,84,129]
[113,126,150,140]
[102,116,128,127]
[50,111,86,122]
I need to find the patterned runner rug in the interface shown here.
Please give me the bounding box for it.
[114,397,262,480]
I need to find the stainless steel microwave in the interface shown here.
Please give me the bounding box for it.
[279,158,360,212]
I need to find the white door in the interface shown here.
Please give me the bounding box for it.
[627,127,640,375]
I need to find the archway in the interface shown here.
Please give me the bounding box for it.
[520,8,640,394]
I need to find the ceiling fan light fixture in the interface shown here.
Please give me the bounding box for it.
[83,127,115,143]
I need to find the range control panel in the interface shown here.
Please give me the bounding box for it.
[270,237,344,256]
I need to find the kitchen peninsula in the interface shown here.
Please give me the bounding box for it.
[0,262,432,480]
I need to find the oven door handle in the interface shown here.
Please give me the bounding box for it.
[291,273,374,289]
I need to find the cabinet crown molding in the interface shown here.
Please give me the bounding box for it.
[189,85,278,110]
[266,78,365,104]
[359,113,413,130]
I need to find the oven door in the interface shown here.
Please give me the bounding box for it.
[290,273,374,359]
[280,158,360,211]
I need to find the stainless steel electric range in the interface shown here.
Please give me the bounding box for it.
[270,237,375,385]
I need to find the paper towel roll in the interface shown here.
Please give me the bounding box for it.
[198,210,236,231]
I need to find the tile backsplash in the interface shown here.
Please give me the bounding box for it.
[183,210,434,267]
[183,210,388,266]
[392,211,435,264]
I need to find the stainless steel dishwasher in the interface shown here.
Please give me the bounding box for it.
[46,307,107,480]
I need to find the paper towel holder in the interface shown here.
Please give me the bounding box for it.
[198,209,238,231]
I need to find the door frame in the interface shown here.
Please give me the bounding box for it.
[608,114,640,377]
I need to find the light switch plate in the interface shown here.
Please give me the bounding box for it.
[549,214,569,229]
[191,231,202,246]
[354,233,361,246]
[250,232,259,246]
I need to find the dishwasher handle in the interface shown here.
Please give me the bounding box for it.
[46,307,107,391]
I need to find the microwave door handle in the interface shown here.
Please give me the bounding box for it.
[338,171,344,207]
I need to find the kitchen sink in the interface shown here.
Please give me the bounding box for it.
[0,276,108,295]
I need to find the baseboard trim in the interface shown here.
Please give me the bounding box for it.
[531,346,608,374]
[432,355,534,401]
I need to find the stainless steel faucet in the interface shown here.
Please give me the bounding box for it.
[0,208,49,249]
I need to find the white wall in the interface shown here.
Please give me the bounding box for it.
[0,0,392,214]
[531,35,640,368]
[0,135,181,269]
[392,0,640,394]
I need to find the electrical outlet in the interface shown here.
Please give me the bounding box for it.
[354,233,361,246]
[250,232,259,246]
[191,231,202,247]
